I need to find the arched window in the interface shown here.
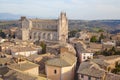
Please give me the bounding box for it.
[38,33,41,40]
[42,33,46,39]
[30,36,32,39]
[47,33,52,40]
[54,70,57,74]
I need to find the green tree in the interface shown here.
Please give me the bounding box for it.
[99,33,105,42]
[98,29,104,32]
[102,48,108,56]
[102,47,117,56]
[112,62,120,74]
[108,47,116,55]
[40,41,46,54]
[90,36,97,42]
[68,30,79,38]
[0,30,6,38]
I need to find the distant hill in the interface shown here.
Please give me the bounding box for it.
[0,13,55,20]
[0,13,21,20]
[69,20,120,32]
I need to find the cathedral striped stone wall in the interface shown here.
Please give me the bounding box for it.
[16,12,68,42]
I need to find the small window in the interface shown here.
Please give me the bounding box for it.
[54,70,57,74]
[81,74,84,78]
[83,56,86,59]
[0,64,2,66]
[5,63,8,65]
[88,76,91,80]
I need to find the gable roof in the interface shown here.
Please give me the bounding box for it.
[4,70,37,80]
[4,70,47,80]
[8,61,39,71]
[90,59,110,68]
[77,62,105,78]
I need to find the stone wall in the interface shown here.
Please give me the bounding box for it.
[30,31,58,41]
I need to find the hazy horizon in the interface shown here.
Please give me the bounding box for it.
[0,0,120,20]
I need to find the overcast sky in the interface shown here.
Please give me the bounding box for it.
[0,0,120,20]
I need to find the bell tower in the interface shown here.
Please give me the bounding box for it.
[58,12,68,42]
[21,16,30,40]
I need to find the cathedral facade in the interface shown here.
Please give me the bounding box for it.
[16,12,68,42]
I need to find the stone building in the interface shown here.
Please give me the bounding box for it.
[16,12,68,42]
[8,61,39,76]
[45,52,77,80]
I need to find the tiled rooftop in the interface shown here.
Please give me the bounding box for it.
[100,55,120,60]
[77,62,105,78]
[90,59,110,67]
[11,47,37,52]
[105,73,120,80]
[4,70,46,80]
[8,61,39,71]
[46,52,77,67]
[0,58,11,64]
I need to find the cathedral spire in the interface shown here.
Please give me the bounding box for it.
[58,12,68,42]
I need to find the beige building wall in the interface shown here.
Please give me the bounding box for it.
[12,51,38,57]
[46,65,61,80]
[46,63,76,80]
[24,67,39,76]
[61,64,75,80]
[81,53,93,62]
[21,18,30,40]
[22,29,29,40]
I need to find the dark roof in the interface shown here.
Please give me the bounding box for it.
[0,67,9,76]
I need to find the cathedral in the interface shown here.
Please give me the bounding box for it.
[16,12,68,42]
